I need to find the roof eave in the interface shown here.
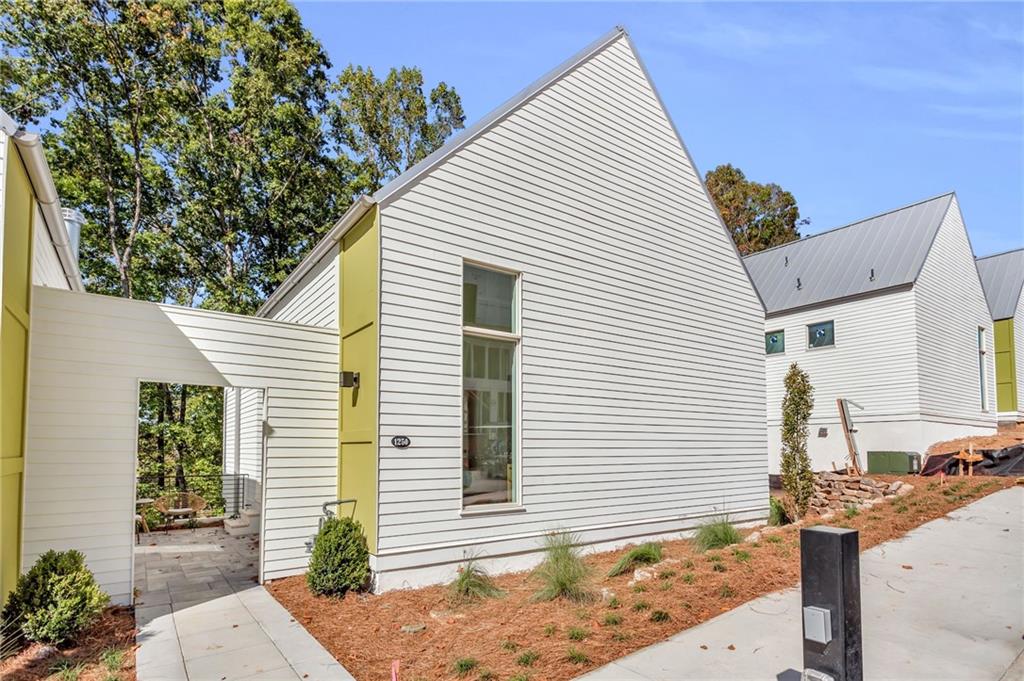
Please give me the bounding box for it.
[764,281,915,319]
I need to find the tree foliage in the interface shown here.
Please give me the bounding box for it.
[780,363,815,516]
[0,0,465,312]
[705,164,809,255]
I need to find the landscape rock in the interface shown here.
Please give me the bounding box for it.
[629,558,681,586]
[30,645,58,662]
[401,623,427,634]
[896,484,914,497]
[745,531,761,543]
[600,587,616,603]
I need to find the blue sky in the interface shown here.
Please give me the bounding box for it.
[296,2,1024,256]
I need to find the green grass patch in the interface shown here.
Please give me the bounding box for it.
[516,650,540,667]
[448,559,503,605]
[533,532,593,603]
[718,583,736,598]
[543,624,556,637]
[567,626,589,641]
[607,596,621,609]
[649,610,671,622]
[658,581,672,591]
[612,631,630,642]
[631,600,650,612]
[453,658,479,676]
[731,549,751,563]
[895,504,908,514]
[500,640,519,652]
[51,662,85,681]
[477,671,496,681]
[608,542,663,577]
[509,675,529,681]
[764,535,782,544]
[682,558,694,569]
[712,562,727,572]
[566,647,590,664]
[844,504,860,519]
[632,583,648,593]
[658,569,676,579]
[693,517,741,552]
[100,647,126,672]
[603,612,623,626]
[681,572,695,584]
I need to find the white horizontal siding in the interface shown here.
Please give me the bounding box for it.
[23,287,339,603]
[32,205,69,289]
[222,387,265,511]
[376,36,766,558]
[1015,291,1024,421]
[915,198,997,429]
[267,246,338,328]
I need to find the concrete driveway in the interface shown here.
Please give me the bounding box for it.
[581,487,1024,681]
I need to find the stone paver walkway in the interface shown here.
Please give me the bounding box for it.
[134,527,352,680]
[582,487,1024,681]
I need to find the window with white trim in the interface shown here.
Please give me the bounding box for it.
[462,264,519,507]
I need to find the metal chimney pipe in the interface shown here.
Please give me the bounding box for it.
[61,208,85,263]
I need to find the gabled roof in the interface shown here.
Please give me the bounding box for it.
[744,193,954,316]
[976,247,1024,320]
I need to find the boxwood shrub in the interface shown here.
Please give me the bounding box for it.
[1,550,108,647]
[307,517,370,596]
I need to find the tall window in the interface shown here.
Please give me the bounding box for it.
[807,320,835,348]
[462,264,519,507]
[978,327,987,411]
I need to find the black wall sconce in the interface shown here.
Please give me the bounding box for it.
[339,371,360,388]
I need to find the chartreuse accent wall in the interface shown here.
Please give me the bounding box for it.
[338,205,379,553]
[994,318,1017,414]
[1,142,34,605]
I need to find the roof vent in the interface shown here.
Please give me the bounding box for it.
[61,208,85,263]
[869,268,875,282]
[796,277,802,290]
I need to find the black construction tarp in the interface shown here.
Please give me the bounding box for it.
[921,443,1024,477]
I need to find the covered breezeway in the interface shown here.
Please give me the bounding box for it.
[21,286,339,604]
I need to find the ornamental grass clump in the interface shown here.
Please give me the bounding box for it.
[607,542,662,577]
[693,517,741,552]
[306,517,369,597]
[1,549,108,647]
[447,559,503,605]
[532,532,593,603]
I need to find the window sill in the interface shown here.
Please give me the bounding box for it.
[806,344,836,351]
[460,504,526,518]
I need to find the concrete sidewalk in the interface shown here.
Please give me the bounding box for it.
[581,487,1024,681]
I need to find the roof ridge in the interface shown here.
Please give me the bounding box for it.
[976,245,1024,261]
[744,191,955,260]
[372,26,627,206]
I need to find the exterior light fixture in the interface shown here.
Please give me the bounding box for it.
[339,371,360,388]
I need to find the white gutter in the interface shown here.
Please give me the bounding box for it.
[9,130,85,292]
[256,195,374,318]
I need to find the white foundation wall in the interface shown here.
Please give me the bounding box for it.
[374,35,767,589]
[23,287,338,603]
[914,198,997,431]
[764,288,921,473]
[1015,293,1024,422]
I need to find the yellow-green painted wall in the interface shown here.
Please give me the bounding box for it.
[994,318,1017,414]
[1,141,34,605]
[338,206,380,553]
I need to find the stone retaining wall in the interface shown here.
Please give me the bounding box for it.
[810,472,912,514]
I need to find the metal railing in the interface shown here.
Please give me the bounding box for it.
[136,473,252,517]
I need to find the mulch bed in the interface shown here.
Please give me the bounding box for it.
[268,475,1015,681]
[0,607,136,681]
[926,422,1024,456]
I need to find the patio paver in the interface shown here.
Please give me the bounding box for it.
[134,527,352,681]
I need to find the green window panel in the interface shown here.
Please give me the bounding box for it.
[808,320,835,348]
[765,330,785,355]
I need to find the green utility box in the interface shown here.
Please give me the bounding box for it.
[867,451,921,474]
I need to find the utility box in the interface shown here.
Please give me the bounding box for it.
[866,451,920,474]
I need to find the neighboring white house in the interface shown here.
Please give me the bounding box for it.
[977,248,1024,424]
[744,193,997,474]
[258,27,768,591]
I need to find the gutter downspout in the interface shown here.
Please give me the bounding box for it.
[10,131,85,292]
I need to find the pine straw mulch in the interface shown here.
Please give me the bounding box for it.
[0,607,136,681]
[925,422,1024,456]
[268,475,1015,681]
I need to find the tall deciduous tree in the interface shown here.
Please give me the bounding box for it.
[780,362,815,516]
[705,164,808,255]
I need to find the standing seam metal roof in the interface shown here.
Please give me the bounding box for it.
[743,193,955,315]
[976,247,1024,320]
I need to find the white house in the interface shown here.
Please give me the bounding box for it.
[744,193,997,475]
[977,248,1024,423]
[258,27,768,591]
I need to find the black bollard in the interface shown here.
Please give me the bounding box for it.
[800,526,862,681]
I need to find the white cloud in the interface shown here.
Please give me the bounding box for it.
[931,103,1024,121]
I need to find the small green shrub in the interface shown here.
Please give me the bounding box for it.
[844,504,860,519]
[566,647,590,664]
[543,624,556,637]
[649,610,670,622]
[712,562,727,573]
[681,572,695,584]
[631,600,650,612]
[693,517,742,552]
[567,626,589,641]
[500,639,518,652]
[50,661,85,681]
[306,517,369,597]
[632,583,647,593]
[516,650,540,667]
[768,496,791,526]
[607,543,662,577]
[603,613,622,626]
[452,657,478,676]
[139,506,163,532]
[658,581,672,591]
[477,671,496,681]
[764,535,782,544]
[895,504,909,514]
[706,553,722,563]
[607,596,621,609]
[532,532,592,603]
[718,583,736,598]
[448,559,502,605]
[682,559,694,569]
[611,631,630,642]
[658,569,676,580]
[731,549,751,563]
[1,550,108,647]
